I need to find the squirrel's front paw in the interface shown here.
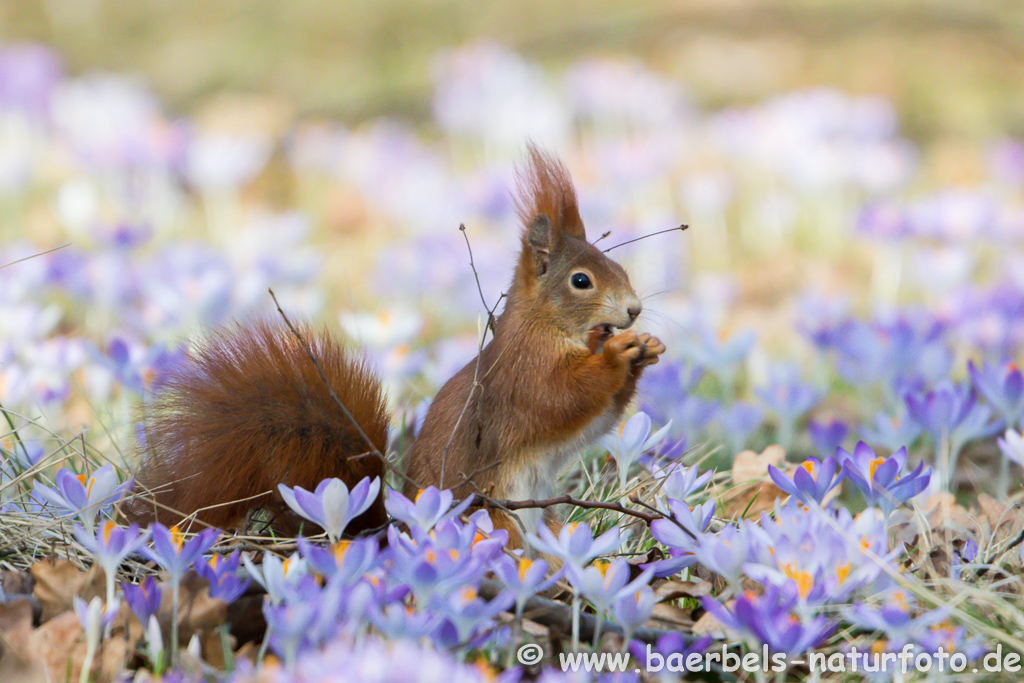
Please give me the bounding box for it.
[633,333,666,368]
[603,329,645,367]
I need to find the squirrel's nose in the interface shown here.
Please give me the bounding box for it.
[627,304,642,322]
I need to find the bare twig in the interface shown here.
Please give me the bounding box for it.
[630,495,697,541]
[439,224,506,489]
[457,459,504,485]
[459,224,502,333]
[476,577,697,647]
[270,289,382,459]
[485,493,661,525]
[976,526,1024,578]
[602,224,689,253]
[0,243,71,270]
[268,289,422,493]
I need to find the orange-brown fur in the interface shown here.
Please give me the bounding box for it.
[405,146,664,546]
[135,320,388,532]
[137,147,664,547]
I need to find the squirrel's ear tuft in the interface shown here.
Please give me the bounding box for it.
[515,144,585,243]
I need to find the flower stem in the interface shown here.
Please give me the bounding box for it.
[998,452,1010,500]
[571,592,580,651]
[171,580,180,664]
[79,642,95,683]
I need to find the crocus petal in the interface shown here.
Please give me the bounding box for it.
[620,412,652,450]
[347,476,381,520]
[277,484,302,517]
[293,486,327,524]
[319,479,351,538]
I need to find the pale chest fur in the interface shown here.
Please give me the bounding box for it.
[502,401,624,537]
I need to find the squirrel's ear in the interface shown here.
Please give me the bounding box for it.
[515,145,586,245]
[526,215,552,276]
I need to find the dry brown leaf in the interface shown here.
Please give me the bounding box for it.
[30,559,104,622]
[731,444,786,484]
[31,610,84,681]
[0,598,32,634]
[977,494,1024,536]
[0,570,35,597]
[720,480,785,519]
[654,579,712,601]
[924,493,975,533]
[180,575,228,633]
[0,598,49,683]
[98,638,131,682]
[691,609,725,638]
[234,641,259,666]
[33,609,131,683]
[650,602,693,630]
[198,627,234,669]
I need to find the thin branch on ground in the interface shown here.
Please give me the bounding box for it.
[479,492,661,525]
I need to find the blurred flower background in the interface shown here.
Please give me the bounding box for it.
[4,2,1024,680]
[2,1,1022,462]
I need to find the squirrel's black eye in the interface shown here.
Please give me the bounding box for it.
[571,272,592,289]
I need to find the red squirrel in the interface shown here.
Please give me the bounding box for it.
[135,146,665,545]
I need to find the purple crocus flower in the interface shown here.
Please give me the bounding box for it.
[74,521,147,607]
[73,595,119,644]
[0,43,63,115]
[998,428,1024,466]
[679,327,756,387]
[384,485,473,532]
[262,599,319,667]
[525,521,623,572]
[768,456,844,507]
[491,554,561,616]
[32,463,133,532]
[644,499,714,577]
[104,337,188,395]
[691,523,753,586]
[195,550,251,603]
[716,401,764,455]
[74,521,146,578]
[654,465,713,513]
[568,558,655,625]
[808,419,848,459]
[598,412,672,488]
[297,536,379,585]
[755,364,822,449]
[701,583,834,656]
[914,623,988,663]
[612,585,658,643]
[968,360,1024,428]
[429,584,514,649]
[385,527,485,601]
[278,476,381,544]
[859,407,922,453]
[74,593,121,677]
[844,591,948,645]
[242,551,310,605]
[837,442,931,518]
[903,381,978,444]
[122,576,162,626]
[637,358,704,428]
[141,523,220,582]
[369,601,440,641]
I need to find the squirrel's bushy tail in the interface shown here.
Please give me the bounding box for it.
[134,319,389,533]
